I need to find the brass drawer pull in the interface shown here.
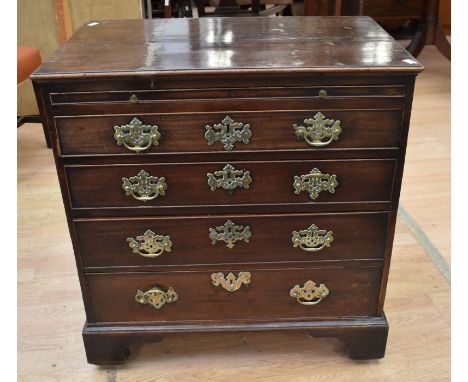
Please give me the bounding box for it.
[209,220,251,249]
[289,280,329,305]
[127,230,172,258]
[135,286,178,309]
[211,272,251,292]
[122,169,167,202]
[114,117,161,153]
[205,115,252,151]
[318,89,328,97]
[293,167,338,200]
[293,112,342,147]
[292,224,333,252]
[207,164,252,192]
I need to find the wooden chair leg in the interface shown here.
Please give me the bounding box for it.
[282,4,292,16]
[406,28,427,57]
[17,115,52,148]
[333,0,342,16]
[146,0,153,18]
[193,0,205,16]
[407,0,451,60]
[42,121,52,148]
[434,23,451,60]
[252,0,261,14]
[17,116,26,128]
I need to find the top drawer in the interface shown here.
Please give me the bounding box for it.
[45,75,408,156]
[54,109,403,156]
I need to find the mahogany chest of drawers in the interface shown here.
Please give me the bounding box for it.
[32,16,422,364]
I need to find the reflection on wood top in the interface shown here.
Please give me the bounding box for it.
[32,17,423,78]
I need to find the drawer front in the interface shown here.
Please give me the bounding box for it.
[50,96,403,116]
[76,212,389,268]
[50,85,404,105]
[66,159,396,209]
[86,266,381,323]
[55,109,402,156]
[44,73,408,95]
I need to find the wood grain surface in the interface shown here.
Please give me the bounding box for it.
[87,265,382,323]
[31,17,423,78]
[75,212,389,268]
[65,159,396,210]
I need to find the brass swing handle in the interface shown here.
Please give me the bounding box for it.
[127,230,172,258]
[289,280,329,305]
[293,112,342,147]
[135,286,178,310]
[114,117,161,153]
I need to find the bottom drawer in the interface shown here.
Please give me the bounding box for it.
[86,265,382,323]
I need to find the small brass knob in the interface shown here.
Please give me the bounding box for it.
[129,94,139,104]
[319,89,328,97]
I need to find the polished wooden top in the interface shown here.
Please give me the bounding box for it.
[32,17,423,79]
